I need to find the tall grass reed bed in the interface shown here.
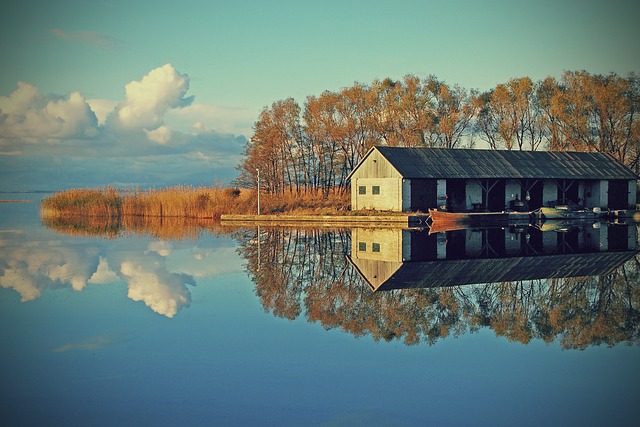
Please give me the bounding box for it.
[41,186,350,220]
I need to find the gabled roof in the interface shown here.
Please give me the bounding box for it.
[364,251,637,292]
[352,146,638,180]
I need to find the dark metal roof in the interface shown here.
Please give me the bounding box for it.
[374,146,639,180]
[374,251,637,291]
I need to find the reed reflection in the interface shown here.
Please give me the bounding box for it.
[42,214,236,240]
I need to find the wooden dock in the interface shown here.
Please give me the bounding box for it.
[220,214,430,227]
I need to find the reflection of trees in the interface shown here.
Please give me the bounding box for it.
[239,228,640,349]
[469,272,640,349]
[238,228,351,320]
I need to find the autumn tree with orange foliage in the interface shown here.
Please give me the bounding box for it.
[474,71,639,171]
[548,71,639,170]
[238,71,639,195]
[236,75,475,194]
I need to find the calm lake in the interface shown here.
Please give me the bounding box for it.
[1,196,639,427]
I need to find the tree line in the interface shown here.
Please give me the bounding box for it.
[236,71,640,194]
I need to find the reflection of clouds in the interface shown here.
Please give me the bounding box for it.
[121,260,194,318]
[1,230,241,317]
[167,245,243,278]
[88,257,120,284]
[85,250,194,318]
[0,241,98,301]
[0,236,196,318]
[0,267,40,302]
[49,262,88,291]
[0,229,24,247]
[147,241,172,257]
[52,333,123,352]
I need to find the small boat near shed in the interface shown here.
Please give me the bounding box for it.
[535,205,606,220]
[427,208,533,227]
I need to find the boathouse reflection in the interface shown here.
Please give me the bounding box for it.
[238,224,639,348]
[347,223,638,291]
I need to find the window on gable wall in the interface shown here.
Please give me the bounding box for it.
[372,186,380,195]
[359,186,366,195]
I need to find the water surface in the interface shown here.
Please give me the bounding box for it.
[1,197,639,426]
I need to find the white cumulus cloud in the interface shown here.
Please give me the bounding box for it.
[0,64,248,190]
[86,98,118,126]
[0,82,99,140]
[168,102,254,137]
[108,64,194,132]
[144,125,173,144]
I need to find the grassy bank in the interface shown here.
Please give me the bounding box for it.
[41,186,351,220]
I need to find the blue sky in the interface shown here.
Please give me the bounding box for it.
[1,0,639,191]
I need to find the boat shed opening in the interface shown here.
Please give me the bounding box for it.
[347,146,639,213]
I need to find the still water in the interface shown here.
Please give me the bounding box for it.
[1,196,639,427]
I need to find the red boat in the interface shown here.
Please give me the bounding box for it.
[427,208,533,228]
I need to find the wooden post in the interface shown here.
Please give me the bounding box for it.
[256,168,260,216]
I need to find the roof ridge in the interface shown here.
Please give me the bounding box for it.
[360,146,638,180]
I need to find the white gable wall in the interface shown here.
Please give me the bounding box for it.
[353,177,403,211]
[350,148,406,211]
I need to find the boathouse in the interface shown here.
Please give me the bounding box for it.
[347,147,638,213]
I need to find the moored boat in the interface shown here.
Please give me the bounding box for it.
[536,206,606,220]
[427,208,532,226]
